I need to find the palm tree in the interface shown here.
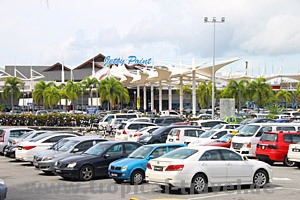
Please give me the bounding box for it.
[248,77,273,112]
[65,80,81,113]
[82,77,99,107]
[44,86,61,109]
[276,89,292,108]
[98,77,125,111]
[224,79,249,112]
[33,80,55,108]
[196,81,212,110]
[2,77,23,112]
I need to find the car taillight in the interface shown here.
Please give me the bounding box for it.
[122,130,127,135]
[246,143,251,148]
[147,163,152,170]
[268,145,278,149]
[0,131,6,142]
[22,146,36,150]
[12,141,17,145]
[176,130,181,141]
[134,133,143,137]
[165,164,184,171]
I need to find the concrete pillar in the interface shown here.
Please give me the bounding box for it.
[180,77,183,115]
[143,85,147,112]
[168,82,172,111]
[192,58,196,117]
[151,85,154,112]
[159,81,162,112]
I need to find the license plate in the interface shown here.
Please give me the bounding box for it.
[110,173,118,177]
[154,166,163,171]
[169,139,173,142]
[55,169,61,173]
[293,148,300,152]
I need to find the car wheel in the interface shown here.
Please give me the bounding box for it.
[113,179,124,184]
[130,170,144,185]
[43,171,53,175]
[160,185,171,193]
[191,174,208,194]
[253,169,269,187]
[79,165,94,181]
[295,162,300,169]
[283,156,295,167]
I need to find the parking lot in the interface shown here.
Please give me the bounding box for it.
[1,155,300,200]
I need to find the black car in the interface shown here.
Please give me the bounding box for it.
[139,125,199,144]
[154,117,184,126]
[54,141,142,181]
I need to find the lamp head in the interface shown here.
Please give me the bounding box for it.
[204,17,208,22]
[221,17,225,22]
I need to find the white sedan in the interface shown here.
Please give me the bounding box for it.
[15,133,77,162]
[146,146,272,193]
[127,126,159,142]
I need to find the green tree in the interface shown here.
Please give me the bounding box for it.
[98,77,125,110]
[2,77,23,112]
[82,77,99,107]
[224,79,249,112]
[65,80,81,113]
[44,86,61,109]
[196,81,212,110]
[248,77,273,111]
[276,89,292,108]
[33,80,55,108]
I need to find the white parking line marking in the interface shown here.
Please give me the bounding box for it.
[273,177,291,181]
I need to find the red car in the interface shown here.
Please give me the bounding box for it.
[256,131,300,166]
[203,133,235,148]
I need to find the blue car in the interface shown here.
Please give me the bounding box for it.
[108,143,185,184]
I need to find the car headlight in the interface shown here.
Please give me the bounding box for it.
[121,165,128,172]
[54,161,58,166]
[42,156,53,161]
[67,162,77,168]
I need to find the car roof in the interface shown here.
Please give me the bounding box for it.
[183,146,228,151]
[62,136,106,141]
[145,143,186,147]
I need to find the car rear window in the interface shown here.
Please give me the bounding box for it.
[154,118,164,124]
[260,133,278,142]
[276,127,296,131]
[162,148,198,159]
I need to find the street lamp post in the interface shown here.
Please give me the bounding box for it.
[204,16,225,119]
[134,91,137,110]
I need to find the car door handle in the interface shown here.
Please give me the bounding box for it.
[227,163,232,166]
[201,163,207,166]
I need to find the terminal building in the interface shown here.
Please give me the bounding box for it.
[1,53,299,114]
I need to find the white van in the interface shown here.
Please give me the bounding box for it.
[166,127,204,145]
[230,123,300,157]
[98,113,139,129]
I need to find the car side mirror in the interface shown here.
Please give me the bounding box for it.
[104,154,111,159]
[148,155,154,160]
[72,148,79,153]
[243,155,248,161]
[212,136,218,139]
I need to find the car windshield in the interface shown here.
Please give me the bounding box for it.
[57,140,79,152]
[260,133,278,142]
[237,125,260,137]
[19,131,33,139]
[212,124,222,129]
[200,130,216,138]
[162,148,198,159]
[154,118,164,123]
[50,139,71,151]
[152,127,168,135]
[29,134,52,142]
[128,146,155,159]
[84,143,111,156]
[217,134,233,143]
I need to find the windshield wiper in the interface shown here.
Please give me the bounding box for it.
[129,156,144,159]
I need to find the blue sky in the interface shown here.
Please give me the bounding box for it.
[1,0,300,76]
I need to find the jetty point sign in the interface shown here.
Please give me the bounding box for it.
[103,56,152,66]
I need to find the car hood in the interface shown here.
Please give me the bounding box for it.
[35,150,71,158]
[111,158,147,167]
[58,154,96,164]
